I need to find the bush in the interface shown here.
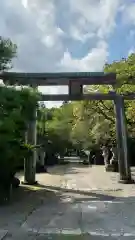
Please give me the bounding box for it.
[0,86,40,202]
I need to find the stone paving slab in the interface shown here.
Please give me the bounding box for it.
[2,164,135,239]
[81,200,135,233]
[21,199,135,238]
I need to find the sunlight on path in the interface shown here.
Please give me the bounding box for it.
[2,164,135,239]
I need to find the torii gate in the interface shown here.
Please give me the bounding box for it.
[0,71,134,184]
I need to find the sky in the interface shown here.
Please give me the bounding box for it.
[0,0,135,108]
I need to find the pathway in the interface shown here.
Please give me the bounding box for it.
[1,164,135,239]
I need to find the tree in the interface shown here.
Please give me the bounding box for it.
[70,100,112,149]
[45,102,74,155]
[0,85,40,202]
[70,53,135,150]
[0,36,17,71]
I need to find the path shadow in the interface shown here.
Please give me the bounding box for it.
[0,182,120,208]
[0,185,68,231]
[34,183,135,203]
[35,184,118,201]
[1,179,135,209]
[1,182,135,233]
[0,184,61,209]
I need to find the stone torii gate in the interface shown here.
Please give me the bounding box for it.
[0,71,133,184]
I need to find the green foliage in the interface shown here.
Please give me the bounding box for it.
[0,86,40,174]
[38,53,135,153]
[71,53,135,149]
[37,102,74,155]
[0,36,43,199]
[0,36,17,71]
[46,103,74,154]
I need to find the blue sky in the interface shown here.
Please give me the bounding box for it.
[108,16,135,62]
[0,0,135,107]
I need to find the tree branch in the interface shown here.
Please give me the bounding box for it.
[96,106,115,123]
[99,100,113,112]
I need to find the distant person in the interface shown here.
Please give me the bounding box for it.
[101,144,110,169]
[110,144,118,172]
[93,149,104,165]
[85,150,92,166]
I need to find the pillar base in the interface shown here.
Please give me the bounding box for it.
[118,178,135,184]
[21,181,38,186]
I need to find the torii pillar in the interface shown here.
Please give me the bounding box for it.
[68,80,83,97]
[113,94,133,183]
[23,88,37,185]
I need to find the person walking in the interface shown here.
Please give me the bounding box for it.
[110,143,118,172]
[101,144,110,170]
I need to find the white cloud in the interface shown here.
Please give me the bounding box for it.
[69,0,121,40]
[123,3,135,25]
[0,0,121,71]
[22,0,28,8]
[122,2,135,59]
[60,41,108,71]
[0,0,122,107]
[128,48,135,57]
[69,25,95,43]
[0,0,64,72]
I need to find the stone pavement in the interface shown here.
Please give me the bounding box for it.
[1,164,135,239]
